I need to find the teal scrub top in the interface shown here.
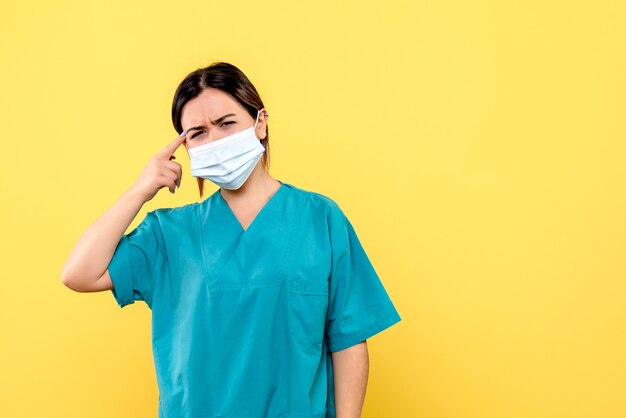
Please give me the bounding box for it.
[108,180,402,418]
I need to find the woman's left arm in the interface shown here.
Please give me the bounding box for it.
[331,340,369,418]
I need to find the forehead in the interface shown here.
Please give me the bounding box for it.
[181,88,246,127]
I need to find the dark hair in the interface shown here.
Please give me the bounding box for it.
[171,62,270,198]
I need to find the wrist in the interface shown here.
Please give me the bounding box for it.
[121,186,148,207]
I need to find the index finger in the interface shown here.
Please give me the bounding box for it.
[159,131,187,157]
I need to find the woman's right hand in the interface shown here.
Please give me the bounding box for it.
[60,131,188,292]
[129,131,187,202]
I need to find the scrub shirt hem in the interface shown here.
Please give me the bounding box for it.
[108,235,135,308]
[326,310,402,352]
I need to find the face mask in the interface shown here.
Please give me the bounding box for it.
[187,110,266,190]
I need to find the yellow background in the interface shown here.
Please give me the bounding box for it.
[1,1,625,417]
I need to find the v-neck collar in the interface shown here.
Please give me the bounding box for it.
[216,179,286,235]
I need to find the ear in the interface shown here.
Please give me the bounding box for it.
[256,108,269,140]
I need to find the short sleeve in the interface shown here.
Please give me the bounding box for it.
[324,207,402,352]
[107,210,165,309]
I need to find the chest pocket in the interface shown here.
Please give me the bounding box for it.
[288,278,329,345]
[279,406,327,418]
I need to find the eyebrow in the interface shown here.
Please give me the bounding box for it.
[186,113,237,133]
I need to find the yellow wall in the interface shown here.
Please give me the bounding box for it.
[1,1,625,417]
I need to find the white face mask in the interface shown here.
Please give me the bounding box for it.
[187,110,266,190]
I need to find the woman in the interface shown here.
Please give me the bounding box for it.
[61,62,401,418]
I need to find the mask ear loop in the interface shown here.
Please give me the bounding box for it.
[253,109,269,140]
[253,109,265,140]
[253,109,261,130]
[253,109,269,129]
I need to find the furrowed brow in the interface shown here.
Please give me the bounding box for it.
[186,113,237,133]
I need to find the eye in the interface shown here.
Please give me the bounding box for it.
[190,131,204,139]
[189,122,235,139]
